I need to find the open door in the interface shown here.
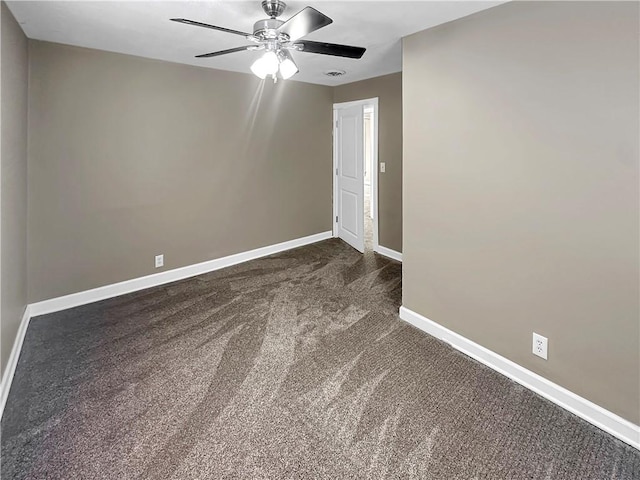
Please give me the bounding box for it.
[335,104,365,253]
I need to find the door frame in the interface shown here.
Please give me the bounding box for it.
[332,97,379,252]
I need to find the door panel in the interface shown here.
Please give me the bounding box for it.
[340,190,358,236]
[340,116,358,179]
[336,104,364,252]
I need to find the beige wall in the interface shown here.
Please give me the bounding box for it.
[403,1,639,424]
[28,41,333,302]
[334,73,402,252]
[1,2,29,375]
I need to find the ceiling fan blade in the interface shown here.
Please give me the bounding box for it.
[294,41,366,59]
[277,7,332,42]
[170,18,251,38]
[195,46,255,58]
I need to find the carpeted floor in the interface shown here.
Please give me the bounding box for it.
[2,239,639,479]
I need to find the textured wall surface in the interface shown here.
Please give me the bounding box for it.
[28,41,334,302]
[1,2,29,375]
[403,1,639,423]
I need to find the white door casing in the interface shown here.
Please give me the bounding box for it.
[335,104,365,252]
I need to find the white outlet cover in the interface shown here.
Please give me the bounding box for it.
[380,162,386,173]
[155,254,164,268]
[532,332,548,360]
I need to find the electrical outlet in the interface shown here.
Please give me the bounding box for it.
[532,332,548,360]
[155,254,164,268]
[380,162,386,173]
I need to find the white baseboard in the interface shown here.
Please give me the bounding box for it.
[0,306,32,420]
[375,245,402,262]
[29,231,332,317]
[399,306,640,450]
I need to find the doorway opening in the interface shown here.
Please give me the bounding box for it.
[332,98,378,254]
[363,105,375,251]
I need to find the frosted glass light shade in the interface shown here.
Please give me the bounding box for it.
[251,51,279,79]
[279,56,298,79]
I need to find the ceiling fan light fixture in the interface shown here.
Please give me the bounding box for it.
[251,50,279,79]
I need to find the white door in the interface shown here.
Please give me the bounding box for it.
[335,104,364,252]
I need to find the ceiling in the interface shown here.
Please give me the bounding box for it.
[7,1,504,86]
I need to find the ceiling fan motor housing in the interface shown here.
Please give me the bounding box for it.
[253,18,286,40]
[261,0,286,18]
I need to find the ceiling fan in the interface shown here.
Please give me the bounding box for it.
[171,0,366,82]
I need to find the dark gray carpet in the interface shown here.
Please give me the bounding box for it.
[2,239,639,479]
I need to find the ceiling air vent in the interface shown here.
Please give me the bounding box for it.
[324,69,346,77]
